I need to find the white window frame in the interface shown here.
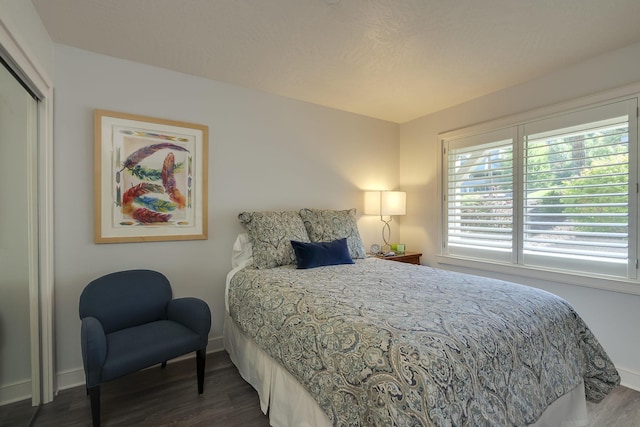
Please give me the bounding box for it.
[437,85,640,297]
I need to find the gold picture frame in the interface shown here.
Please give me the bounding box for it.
[94,110,208,243]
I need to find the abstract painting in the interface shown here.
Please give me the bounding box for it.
[94,110,208,243]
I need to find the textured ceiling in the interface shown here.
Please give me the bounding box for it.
[32,0,640,123]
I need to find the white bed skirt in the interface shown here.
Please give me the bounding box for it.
[224,312,589,427]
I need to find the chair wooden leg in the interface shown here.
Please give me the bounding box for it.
[196,349,206,394]
[88,385,101,427]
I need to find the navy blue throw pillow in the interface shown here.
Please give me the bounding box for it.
[290,238,354,269]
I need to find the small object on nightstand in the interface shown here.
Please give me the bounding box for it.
[370,243,381,254]
[391,244,406,254]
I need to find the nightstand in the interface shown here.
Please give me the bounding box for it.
[377,252,422,265]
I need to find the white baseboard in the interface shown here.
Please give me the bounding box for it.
[0,378,32,406]
[55,366,86,392]
[619,367,640,392]
[207,336,224,353]
[56,336,224,392]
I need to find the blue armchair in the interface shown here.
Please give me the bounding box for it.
[79,269,211,427]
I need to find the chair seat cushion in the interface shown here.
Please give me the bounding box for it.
[102,320,201,382]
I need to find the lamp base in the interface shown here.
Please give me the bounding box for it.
[381,217,393,247]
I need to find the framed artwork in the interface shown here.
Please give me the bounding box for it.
[94,110,208,243]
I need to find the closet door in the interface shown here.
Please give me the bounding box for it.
[0,60,39,409]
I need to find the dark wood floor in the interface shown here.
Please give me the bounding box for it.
[2,351,639,426]
[2,351,269,427]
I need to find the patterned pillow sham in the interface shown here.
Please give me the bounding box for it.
[238,211,310,269]
[298,208,366,259]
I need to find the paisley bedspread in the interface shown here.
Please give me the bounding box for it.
[227,258,620,426]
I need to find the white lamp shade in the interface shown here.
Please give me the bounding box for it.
[364,191,381,215]
[381,191,406,215]
[364,191,406,216]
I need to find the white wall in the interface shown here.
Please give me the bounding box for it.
[0,0,53,78]
[399,41,640,391]
[53,44,399,388]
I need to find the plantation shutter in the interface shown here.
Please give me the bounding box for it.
[522,101,634,277]
[445,129,515,263]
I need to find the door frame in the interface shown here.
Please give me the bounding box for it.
[0,15,55,404]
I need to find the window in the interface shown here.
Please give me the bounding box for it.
[443,99,638,280]
[445,129,515,263]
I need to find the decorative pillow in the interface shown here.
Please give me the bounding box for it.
[291,238,354,269]
[238,211,310,269]
[299,208,366,259]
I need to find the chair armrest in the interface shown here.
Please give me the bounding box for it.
[80,316,107,387]
[167,297,211,348]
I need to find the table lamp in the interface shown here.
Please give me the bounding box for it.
[364,190,406,252]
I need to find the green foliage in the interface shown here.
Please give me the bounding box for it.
[464,131,628,232]
[560,154,628,233]
[458,194,512,230]
[536,189,564,214]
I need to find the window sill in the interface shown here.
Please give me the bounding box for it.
[436,255,640,297]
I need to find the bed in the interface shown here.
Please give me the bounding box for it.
[224,209,620,427]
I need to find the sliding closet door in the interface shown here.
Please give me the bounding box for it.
[0,61,39,408]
